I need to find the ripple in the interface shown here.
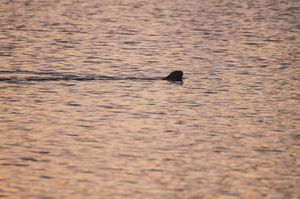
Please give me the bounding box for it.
[0,0,298,198]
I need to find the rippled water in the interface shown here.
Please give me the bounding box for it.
[0,0,299,198]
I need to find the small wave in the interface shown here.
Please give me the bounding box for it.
[0,70,161,82]
[0,75,112,82]
[0,69,63,75]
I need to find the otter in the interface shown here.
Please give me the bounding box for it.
[163,70,183,81]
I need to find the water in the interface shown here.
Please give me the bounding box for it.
[0,0,299,198]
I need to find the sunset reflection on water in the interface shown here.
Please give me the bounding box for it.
[0,0,299,198]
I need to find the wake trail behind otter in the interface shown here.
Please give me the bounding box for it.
[0,70,164,82]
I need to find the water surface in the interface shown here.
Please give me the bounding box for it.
[0,0,299,198]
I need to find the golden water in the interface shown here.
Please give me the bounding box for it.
[0,0,299,198]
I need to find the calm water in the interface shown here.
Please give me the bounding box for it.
[0,0,299,198]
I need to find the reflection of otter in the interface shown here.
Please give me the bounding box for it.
[163,71,183,81]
